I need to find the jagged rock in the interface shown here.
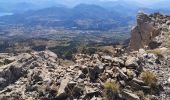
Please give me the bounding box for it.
[129,12,161,50]
[113,57,125,66]
[91,96,102,100]
[139,49,146,55]
[121,67,127,73]
[0,65,25,90]
[149,95,159,100]
[128,79,150,92]
[88,67,99,80]
[68,81,77,87]
[80,65,88,74]
[57,77,70,97]
[101,56,113,62]
[4,57,15,64]
[71,86,83,98]
[122,90,140,100]
[132,78,145,86]
[167,77,170,85]
[166,20,170,26]
[148,41,162,49]
[125,56,139,68]
[161,24,169,32]
[0,78,6,90]
[84,86,101,99]
[97,63,105,73]
[78,70,86,79]
[117,67,128,80]
[127,69,136,79]
[87,63,104,81]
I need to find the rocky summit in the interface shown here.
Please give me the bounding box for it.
[0,12,170,100]
[130,12,170,50]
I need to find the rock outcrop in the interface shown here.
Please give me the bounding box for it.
[130,12,170,50]
[0,48,169,99]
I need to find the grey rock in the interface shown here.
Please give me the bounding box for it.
[167,77,170,85]
[117,68,128,80]
[101,56,113,62]
[84,86,101,99]
[57,77,70,96]
[125,57,139,68]
[4,57,15,64]
[122,90,140,100]
[132,78,145,86]
[88,65,101,80]
[113,57,125,66]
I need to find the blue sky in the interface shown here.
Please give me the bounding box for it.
[0,0,168,7]
[0,0,163,4]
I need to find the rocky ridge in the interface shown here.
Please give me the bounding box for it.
[130,12,170,50]
[0,13,170,100]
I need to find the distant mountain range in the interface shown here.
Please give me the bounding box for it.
[0,1,170,31]
[0,4,135,31]
[1,0,170,13]
[0,1,65,13]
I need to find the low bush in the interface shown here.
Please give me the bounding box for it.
[104,81,120,100]
[139,71,157,88]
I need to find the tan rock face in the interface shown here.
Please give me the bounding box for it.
[129,12,163,50]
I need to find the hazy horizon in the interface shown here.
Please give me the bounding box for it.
[0,0,168,7]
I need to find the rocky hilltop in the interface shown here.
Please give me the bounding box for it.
[0,13,170,100]
[130,12,170,50]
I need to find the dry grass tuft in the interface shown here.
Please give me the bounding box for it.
[147,49,163,56]
[104,81,120,100]
[140,71,157,88]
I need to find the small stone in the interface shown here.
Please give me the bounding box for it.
[122,90,140,100]
[78,70,86,79]
[117,68,128,80]
[81,65,88,74]
[132,78,145,86]
[167,77,170,85]
[68,81,76,87]
[139,49,146,55]
[113,57,125,66]
[88,66,100,80]
[0,78,6,89]
[101,56,113,62]
[122,67,127,73]
[84,86,101,99]
[125,56,139,68]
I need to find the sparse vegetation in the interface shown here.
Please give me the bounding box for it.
[147,49,163,56]
[139,71,157,88]
[104,81,120,100]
